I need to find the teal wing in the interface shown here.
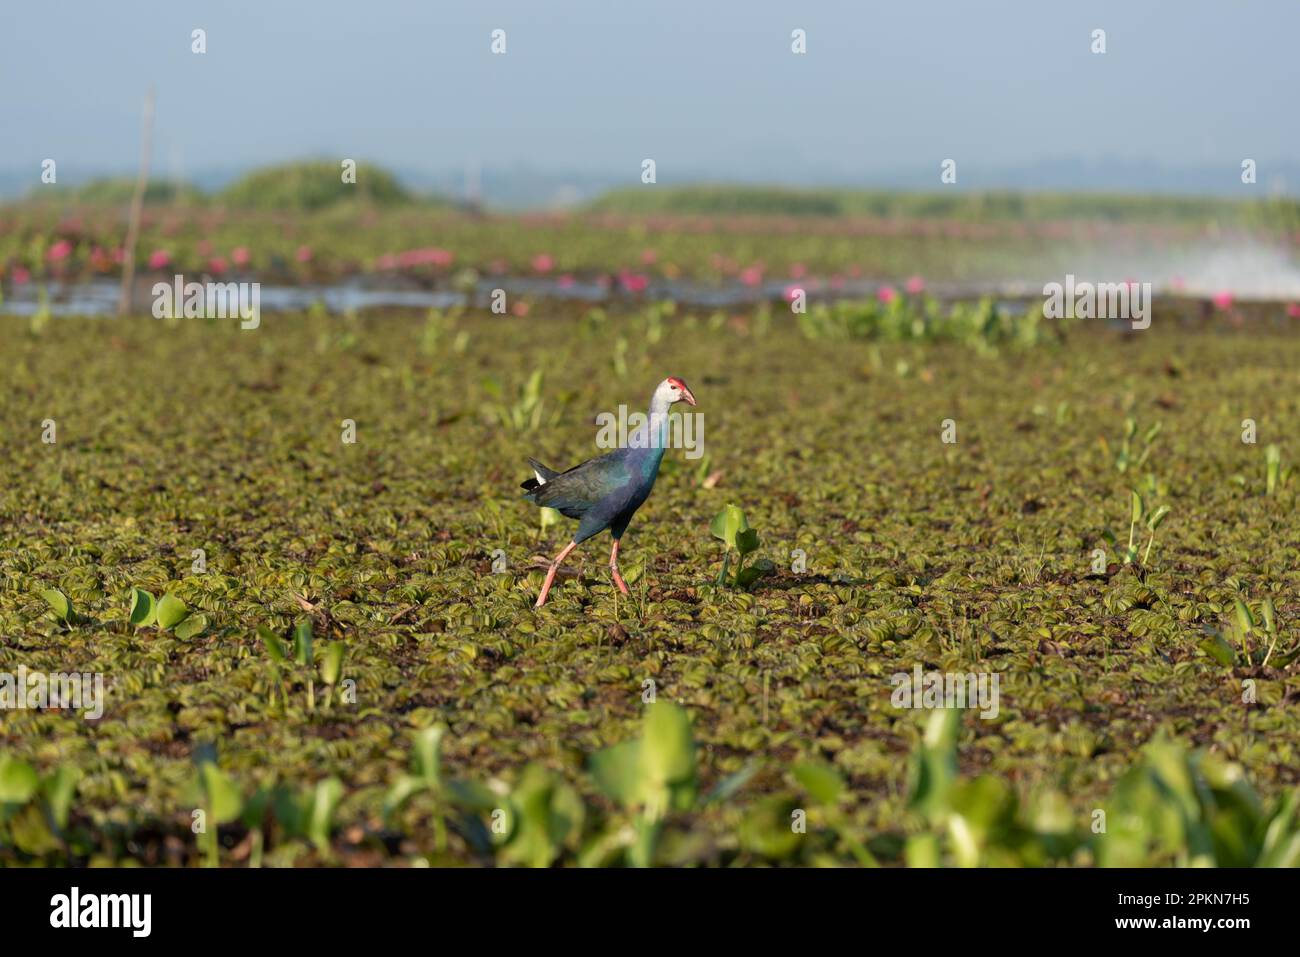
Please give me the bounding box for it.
[521,451,631,517]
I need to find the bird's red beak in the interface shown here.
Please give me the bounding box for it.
[681,385,697,407]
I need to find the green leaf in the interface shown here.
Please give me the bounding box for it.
[293,618,314,667]
[498,764,584,868]
[588,740,643,810]
[909,709,961,820]
[0,756,40,804]
[200,764,243,824]
[42,766,80,830]
[1261,598,1276,634]
[1198,633,1238,668]
[319,640,345,686]
[258,625,287,663]
[710,504,749,549]
[704,760,759,806]
[270,785,305,838]
[382,775,424,821]
[738,795,802,859]
[1145,504,1171,531]
[444,777,498,811]
[239,787,271,831]
[413,725,445,788]
[734,527,760,557]
[1233,598,1256,634]
[39,588,72,622]
[8,803,58,855]
[306,778,343,854]
[175,613,208,640]
[639,701,696,790]
[793,761,844,806]
[1271,647,1300,669]
[904,832,941,867]
[1129,490,1144,525]
[128,588,157,627]
[155,593,189,630]
[736,561,772,590]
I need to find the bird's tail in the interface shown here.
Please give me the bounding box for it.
[520,457,559,492]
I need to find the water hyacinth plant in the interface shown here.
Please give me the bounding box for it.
[1264,443,1289,496]
[126,587,206,637]
[258,618,338,713]
[709,504,777,589]
[1199,596,1300,670]
[6,240,1300,873]
[1104,416,1161,474]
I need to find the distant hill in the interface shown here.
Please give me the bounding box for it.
[57,177,206,206]
[217,160,436,211]
[587,184,1300,230]
[3,161,453,212]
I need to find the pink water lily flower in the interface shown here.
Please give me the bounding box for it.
[394,247,452,268]
[619,270,650,293]
[877,284,898,304]
[12,265,31,284]
[532,254,554,273]
[47,239,73,262]
[1211,291,1234,310]
[148,250,171,269]
[1286,303,1300,319]
[739,266,763,287]
[208,257,228,275]
[231,246,250,266]
[295,245,313,263]
[905,275,925,295]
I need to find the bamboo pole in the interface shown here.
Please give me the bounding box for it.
[117,87,155,316]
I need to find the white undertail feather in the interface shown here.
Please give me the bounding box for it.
[533,469,547,485]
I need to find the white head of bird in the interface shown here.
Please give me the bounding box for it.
[650,376,698,415]
[642,376,699,451]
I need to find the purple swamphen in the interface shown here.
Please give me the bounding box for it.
[520,377,698,607]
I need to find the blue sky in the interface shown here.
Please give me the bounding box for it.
[3,0,1298,195]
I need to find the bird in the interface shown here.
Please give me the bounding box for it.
[520,376,698,607]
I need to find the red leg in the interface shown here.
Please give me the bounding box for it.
[535,540,578,608]
[610,539,630,595]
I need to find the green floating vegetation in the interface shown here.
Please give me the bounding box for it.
[796,296,1059,353]
[2,303,1299,866]
[6,705,1297,867]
